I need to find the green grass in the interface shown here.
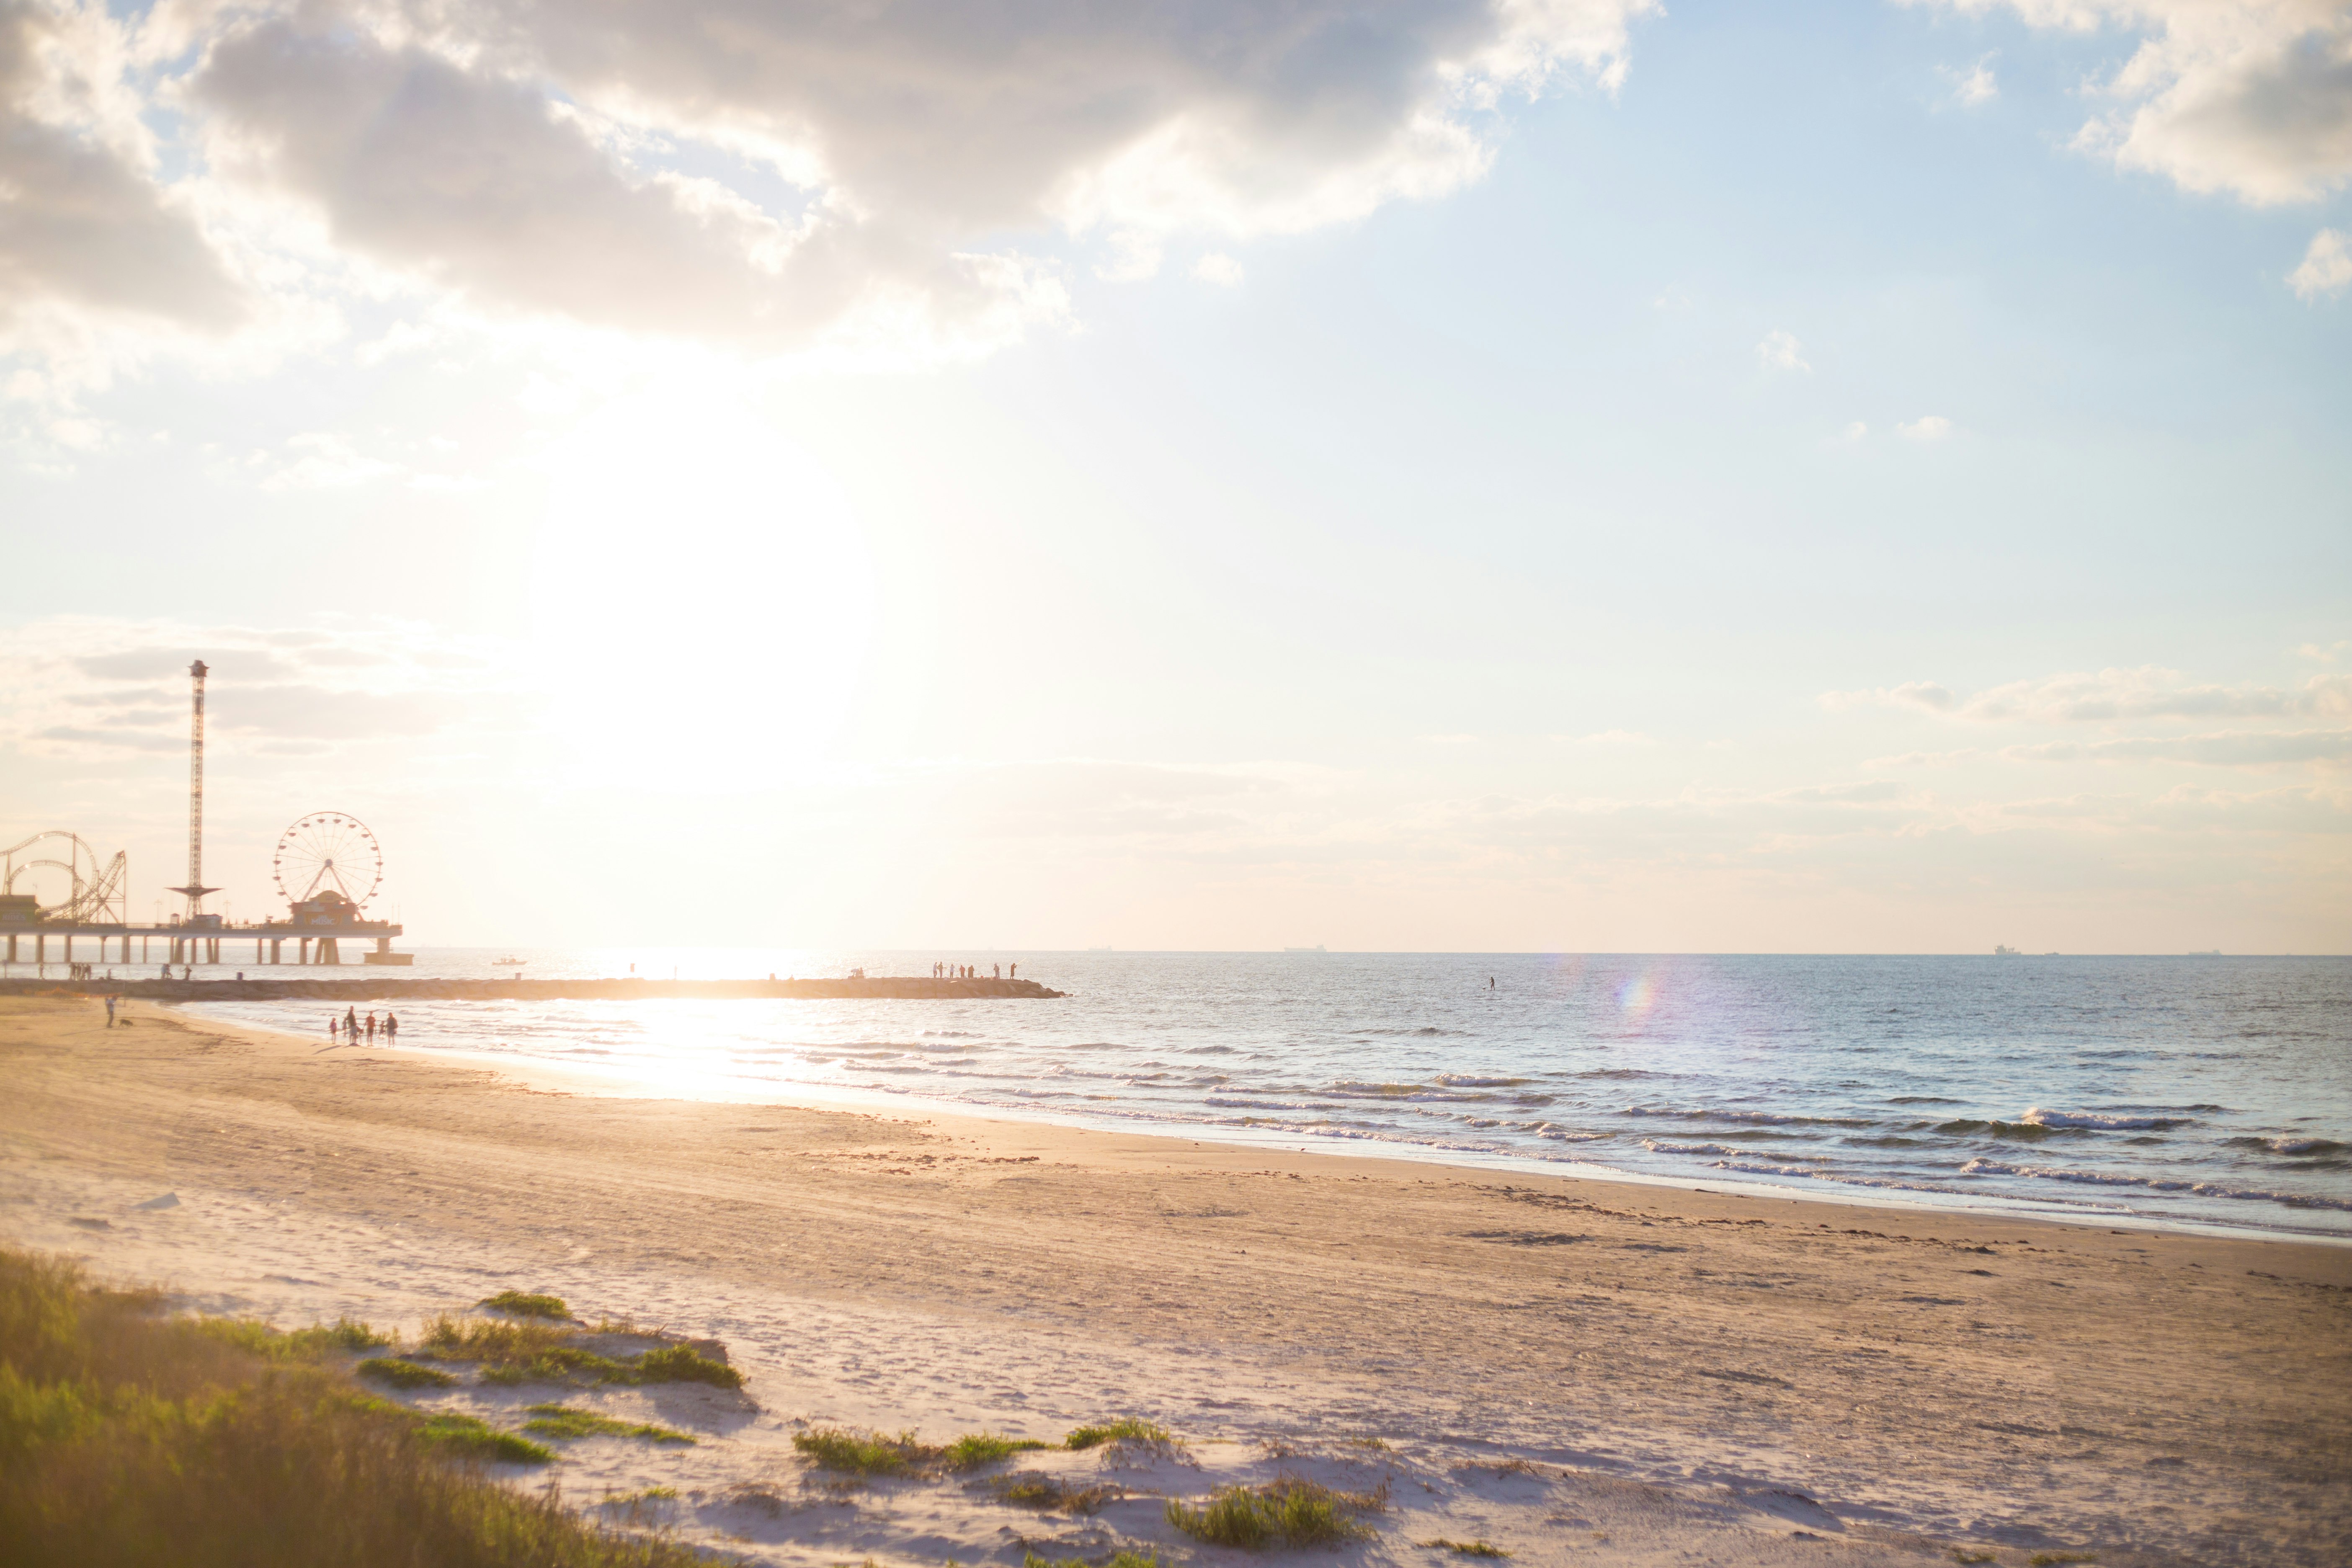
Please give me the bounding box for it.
[479,1291,573,1320]
[946,1431,1054,1468]
[2029,1555,2095,1566]
[523,1404,695,1444]
[1064,1417,1174,1451]
[415,1413,554,1465]
[1951,1553,1997,1565]
[358,1357,459,1389]
[1420,1541,1510,1558]
[419,1315,741,1390]
[1024,1553,1164,1568]
[192,1316,390,1360]
[987,1471,1122,1514]
[1166,1480,1383,1548]
[0,1246,707,1567]
[794,1426,943,1476]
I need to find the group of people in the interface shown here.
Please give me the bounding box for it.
[327,1006,398,1046]
[932,962,1014,979]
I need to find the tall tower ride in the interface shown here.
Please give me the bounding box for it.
[165,659,219,921]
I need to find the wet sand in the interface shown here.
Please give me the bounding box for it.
[3,995,2347,1567]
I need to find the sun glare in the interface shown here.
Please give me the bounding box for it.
[529,389,876,785]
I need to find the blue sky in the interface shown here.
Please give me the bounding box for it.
[2,0,2345,951]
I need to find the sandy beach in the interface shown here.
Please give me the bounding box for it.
[3,993,2347,1568]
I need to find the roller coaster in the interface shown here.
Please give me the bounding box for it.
[1,831,128,927]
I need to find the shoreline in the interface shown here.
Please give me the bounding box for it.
[0,975,1066,1001]
[174,1001,2352,1251]
[6,994,2349,1566]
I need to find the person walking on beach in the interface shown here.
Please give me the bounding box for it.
[104,995,116,1028]
[365,1011,377,1044]
[384,1012,398,1045]
[328,1015,338,1042]
[344,1006,358,1038]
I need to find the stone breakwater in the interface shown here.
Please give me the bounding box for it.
[0,976,1065,1002]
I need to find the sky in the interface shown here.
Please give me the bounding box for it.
[1,0,2347,954]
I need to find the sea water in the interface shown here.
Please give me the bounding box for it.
[178,950,2350,1240]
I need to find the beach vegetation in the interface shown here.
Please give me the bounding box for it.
[0,1245,710,1566]
[947,1430,1054,1467]
[480,1291,573,1320]
[359,1356,459,1388]
[1419,1540,1510,1557]
[988,1470,1123,1513]
[194,1315,389,1359]
[1166,1479,1384,1548]
[523,1403,696,1444]
[418,1313,742,1389]
[794,1425,943,1476]
[2028,1555,2094,1566]
[416,1411,554,1464]
[1024,1553,1164,1568]
[1065,1416,1176,1452]
[1950,1553,1996,1565]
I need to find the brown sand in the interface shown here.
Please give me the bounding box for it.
[3,995,2347,1567]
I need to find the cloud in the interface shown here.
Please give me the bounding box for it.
[26,0,1653,369]
[0,0,245,338]
[1569,729,1657,745]
[1952,56,2001,104]
[1906,1,2352,205]
[1898,414,1953,439]
[2004,727,2352,766]
[1756,328,1810,371]
[255,432,402,491]
[1865,747,1981,767]
[2291,227,2352,299]
[1830,667,2352,725]
[1191,253,1246,287]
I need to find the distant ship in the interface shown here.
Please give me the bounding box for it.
[491,955,526,967]
[1284,945,1328,953]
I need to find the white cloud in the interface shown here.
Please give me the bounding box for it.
[1191,253,1247,287]
[2004,727,2352,766]
[1905,1,2352,205]
[1756,328,1810,371]
[255,432,401,491]
[2290,227,2352,299]
[1826,666,2352,724]
[1865,747,1981,767]
[1569,729,1657,745]
[0,0,1662,383]
[1898,414,1954,439]
[1952,56,2001,104]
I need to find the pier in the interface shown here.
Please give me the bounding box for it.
[0,975,1063,1001]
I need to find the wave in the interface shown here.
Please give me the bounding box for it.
[2019,1108,2188,1131]
[1641,1139,1746,1158]
[1434,1074,1533,1088]
[2226,1135,2346,1157]
[1622,1105,1877,1128]
[1960,1159,2352,1211]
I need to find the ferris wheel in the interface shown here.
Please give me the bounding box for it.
[273,812,383,908]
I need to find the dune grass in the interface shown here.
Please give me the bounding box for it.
[358,1355,459,1388]
[1065,1416,1176,1452]
[0,1246,708,1568]
[1167,1479,1384,1549]
[523,1403,695,1444]
[1024,1553,1164,1568]
[479,1290,573,1320]
[987,1471,1123,1514]
[794,1426,943,1476]
[419,1314,742,1390]
[1420,1540,1511,1558]
[946,1430,1054,1468]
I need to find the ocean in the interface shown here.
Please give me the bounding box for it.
[178,949,2350,1241]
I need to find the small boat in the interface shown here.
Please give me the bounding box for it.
[490,955,526,967]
